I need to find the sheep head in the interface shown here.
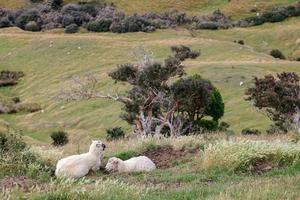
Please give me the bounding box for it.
[89,140,106,155]
[105,157,122,173]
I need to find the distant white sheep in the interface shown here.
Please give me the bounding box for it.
[55,140,106,178]
[105,156,156,173]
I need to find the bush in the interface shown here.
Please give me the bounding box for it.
[110,15,155,33]
[194,119,218,132]
[50,131,69,146]
[196,21,219,30]
[238,40,244,45]
[0,133,54,178]
[65,23,79,33]
[219,121,230,131]
[244,16,265,26]
[106,127,125,141]
[266,125,283,134]
[296,57,300,61]
[0,16,12,28]
[205,88,225,121]
[80,4,98,17]
[25,21,40,31]
[15,9,41,29]
[114,150,138,160]
[87,19,112,32]
[62,14,75,27]
[30,0,43,3]
[270,49,286,59]
[46,0,63,10]
[241,128,261,135]
[262,11,286,23]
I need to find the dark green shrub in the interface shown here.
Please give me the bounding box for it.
[25,21,40,32]
[110,16,155,33]
[0,133,26,152]
[12,97,20,103]
[266,125,283,134]
[0,16,12,28]
[110,21,126,33]
[197,22,219,30]
[106,127,125,141]
[194,119,218,132]
[50,131,69,146]
[205,88,225,121]
[80,4,98,17]
[62,15,75,27]
[270,49,286,59]
[241,128,261,135]
[15,9,41,29]
[114,150,138,160]
[87,19,112,32]
[65,23,79,33]
[219,121,230,131]
[296,57,300,61]
[46,0,63,10]
[238,40,244,45]
[262,11,286,23]
[244,16,265,26]
[30,0,43,3]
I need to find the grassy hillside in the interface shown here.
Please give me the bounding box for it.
[0,0,299,18]
[0,17,300,143]
[4,135,300,199]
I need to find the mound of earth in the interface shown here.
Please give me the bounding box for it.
[0,176,44,192]
[142,146,198,169]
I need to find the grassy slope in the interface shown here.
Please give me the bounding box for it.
[0,17,300,143]
[7,136,300,199]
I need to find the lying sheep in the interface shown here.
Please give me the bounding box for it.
[105,156,156,173]
[55,140,106,178]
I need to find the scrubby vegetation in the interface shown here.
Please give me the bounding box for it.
[270,49,286,59]
[1,1,299,33]
[241,128,262,135]
[64,23,79,33]
[50,131,69,146]
[0,132,53,178]
[246,72,300,133]
[106,127,125,141]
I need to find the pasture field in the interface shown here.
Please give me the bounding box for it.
[1,1,300,199]
[0,17,300,143]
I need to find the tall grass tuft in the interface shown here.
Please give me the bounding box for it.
[203,140,300,172]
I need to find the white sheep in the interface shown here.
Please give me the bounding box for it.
[55,140,106,178]
[105,156,156,173]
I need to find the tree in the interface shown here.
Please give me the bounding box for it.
[245,72,300,133]
[58,45,224,136]
[170,74,224,122]
[108,45,199,136]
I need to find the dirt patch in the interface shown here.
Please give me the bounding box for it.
[142,146,198,169]
[0,176,44,192]
[251,162,275,175]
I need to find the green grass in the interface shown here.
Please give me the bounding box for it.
[0,18,300,142]
[4,136,300,200]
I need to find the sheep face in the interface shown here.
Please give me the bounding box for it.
[105,157,122,172]
[89,140,106,154]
